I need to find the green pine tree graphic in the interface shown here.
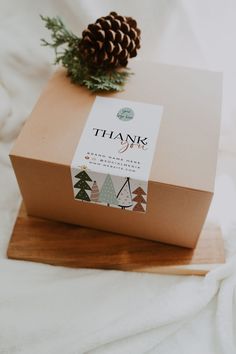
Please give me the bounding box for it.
[74,170,92,201]
[99,174,118,207]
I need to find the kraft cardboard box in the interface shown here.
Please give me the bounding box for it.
[10,61,222,248]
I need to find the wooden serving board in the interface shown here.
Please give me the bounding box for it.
[7,204,225,276]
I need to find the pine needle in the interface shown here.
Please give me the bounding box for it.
[41,15,132,92]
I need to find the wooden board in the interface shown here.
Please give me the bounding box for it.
[7,204,225,276]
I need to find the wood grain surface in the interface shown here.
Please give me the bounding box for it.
[7,203,225,275]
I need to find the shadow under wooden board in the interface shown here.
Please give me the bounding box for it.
[7,203,225,276]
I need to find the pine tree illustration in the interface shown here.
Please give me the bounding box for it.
[132,186,147,212]
[74,170,92,201]
[117,177,133,209]
[99,174,118,206]
[90,181,100,202]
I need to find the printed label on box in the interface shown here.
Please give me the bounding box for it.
[71,97,163,212]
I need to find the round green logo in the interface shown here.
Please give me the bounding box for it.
[117,107,134,122]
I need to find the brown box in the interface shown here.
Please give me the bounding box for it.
[10,61,222,248]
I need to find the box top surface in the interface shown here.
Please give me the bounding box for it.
[11,61,222,192]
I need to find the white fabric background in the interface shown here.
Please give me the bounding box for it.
[1,1,236,353]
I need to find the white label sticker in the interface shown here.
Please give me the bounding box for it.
[71,97,163,212]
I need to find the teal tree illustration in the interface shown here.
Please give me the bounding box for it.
[117,177,133,209]
[74,170,92,201]
[99,174,118,207]
[90,181,100,202]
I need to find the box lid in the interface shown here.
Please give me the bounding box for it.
[10,61,222,193]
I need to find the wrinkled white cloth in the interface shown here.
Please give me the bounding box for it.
[1,1,236,353]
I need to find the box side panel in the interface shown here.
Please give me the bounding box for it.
[10,156,213,248]
[10,63,222,193]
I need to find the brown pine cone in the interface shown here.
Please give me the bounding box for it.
[79,11,141,69]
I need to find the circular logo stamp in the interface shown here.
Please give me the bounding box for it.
[117,107,134,122]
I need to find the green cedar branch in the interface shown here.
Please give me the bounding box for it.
[41,15,132,92]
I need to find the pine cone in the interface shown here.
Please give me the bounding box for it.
[79,11,141,69]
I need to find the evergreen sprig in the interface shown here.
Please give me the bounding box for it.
[41,15,132,92]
